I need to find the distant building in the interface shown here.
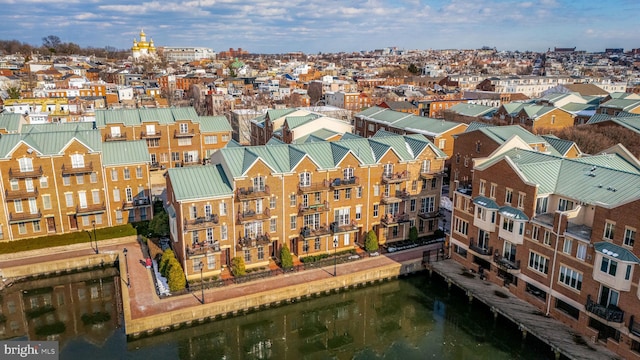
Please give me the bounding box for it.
[159,47,216,62]
[131,29,157,61]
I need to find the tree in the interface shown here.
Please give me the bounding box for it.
[159,249,175,277]
[409,226,418,243]
[42,35,61,54]
[280,244,293,269]
[408,63,420,74]
[167,258,186,291]
[231,256,246,277]
[364,230,379,252]
[6,86,20,99]
[150,211,169,237]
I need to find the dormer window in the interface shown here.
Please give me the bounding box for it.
[18,158,33,172]
[299,172,311,187]
[343,168,354,180]
[71,154,84,168]
[180,123,189,134]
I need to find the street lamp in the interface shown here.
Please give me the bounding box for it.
[333,237,338,277]
[199,261,205,304]
[92,220,98,254]
[123,248,130,287]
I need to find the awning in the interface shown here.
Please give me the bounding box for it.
[473,196,499,209]
[594,242,640,263]
[498,206,529,221]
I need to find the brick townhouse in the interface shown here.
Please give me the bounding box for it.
[165,132,447,280]
[95,107,231,170]
[447,140,640,359]
[0,124,151,241]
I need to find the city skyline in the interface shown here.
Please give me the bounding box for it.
[1,0,638,54]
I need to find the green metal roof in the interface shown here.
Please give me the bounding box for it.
[560,102,595,113]
[0,130,102,158]
[102,140,150,166]
[477,125,544,145]
[540,135,578,156]
[22,122,95,133]
[520,105,555,119]
[502,103,526,116]
[0,113,23,132]
[594,242,640,263]
[448,103,496,117]
[167,164,233,201]
[473,196,499,209]
[266,108,298,122]
[599,99,640,111]
[95,107,201,128]
[499,206,529,220]
[199,116,232,133]
[285,114,322,129]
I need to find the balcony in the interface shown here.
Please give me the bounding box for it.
[236,208,271,224]
[299,201,330,215]
[382,171,410,184]
[150,162,164,171]
[300,224,331,239]
[566,221,592,241]
[61,162,93,175]
[8,166,43,179]
[181,159,201,167]
[186,240,221,258]
[532,213,554,227]
[380,212,410,226]
[236,185,270,200]
[5,187,38,201]
[105,132,127,141]
[469,238,493,257]
[381,190,411,204]
[494,253,521,272]
[586,295,624,323]
[298,180,330,193]
[330,220,359,234]
[183,214,219,231]
[237,233,270,250]
[174,129,195,138]
[418,210,439,219]
[420,169,441,179]
[9,210,42,224]
[330,176,360,189]
[76,203,106,215]
[123,197,151,210]
[141,130,162,139]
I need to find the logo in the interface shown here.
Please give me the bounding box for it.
[1,341,58,360]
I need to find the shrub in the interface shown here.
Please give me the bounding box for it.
[167,258,186,292]
[159,249,175,277]
[409,226,418,243]
[231,256,246,277]
[280,244,293,269]
[364,230,378,252]
[149,211,170,237]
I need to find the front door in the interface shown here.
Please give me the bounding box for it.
[272,240,279,258]
[69,215,77,230]
[222,248,230,267]
[46,217,56,233]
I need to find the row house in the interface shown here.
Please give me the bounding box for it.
[95,107,232,170]
[165,133,447,280]
[0,127,151,241]
[447,141,640,359]
[250,108,349,146]
[324,92,373,112]
[354,106,467,159]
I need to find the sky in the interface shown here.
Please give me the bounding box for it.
[1,0,638,54]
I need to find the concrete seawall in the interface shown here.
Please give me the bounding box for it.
[124,258,424,337]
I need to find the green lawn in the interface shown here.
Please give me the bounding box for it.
[0,224,137,255]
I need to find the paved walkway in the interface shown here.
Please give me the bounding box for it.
[428,259,618,360]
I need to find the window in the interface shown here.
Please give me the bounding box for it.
[410,199,416,212]
[290,215,297,230]
[62,175,71,186]
[334,190,340,201]
[475,141,481,153]
[479,180,486,196]
[563,238,572,254]
[95,214,102,225]
[529,252,549,274]
[178,138,192,146]
[42,195,51,210]
[624,227,636,247]
[219,202,227,216]
[111,169,118,181]
[600,257,617,276]
[412,180,417,192]
[373,204,379,217]
[373,185,379,196]
[531,225,539,241]
[334,208,350,226]
[14,200,23,213]
[576,243,587,261]
[421,159,431,173]
[125,188,133,202]
[543,230,551,246]
[559,265,582,291]
[314,238,321,250]
[505,188,513,204]
[244,249,251,262]
[18,222,26,234]
[383,164,393,177]
[270,218,277,232]
[90,172,97,183]
[489,184,496,199]
[172,152,180,161]
[463,157,469,167]
[204,135,218,144]
[65,193,73,207]
[438,139,445,149]
[502,218,514,233]
[76,174,84,185]
[40,176,49,188]
[221,224,228,240]
[345,188,351,199]
[535,197,548,214]
[19,157,33,172]
[558,198,574,211]
[355,205,362,220]
[290,194,296,207]
[147,139,160,147]
[136,167,143,179]
[357,187,362,198]
[71,154,84,168]
[207,255,216,269]
[253,176,265,191]
[299,172,311,187]
[270,196,276,209]
[603,221,615,240]
[454,217,469,235]
[420,197,435,214]
[343,167,354,180]
[206,228,214,242]
[180,123,189,133]
[314,192,321,204]
[517,193,525,209]
[113,189,120,202]
[258,246,265,260]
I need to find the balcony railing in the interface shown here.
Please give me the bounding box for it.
[494,253,521,271]
[380,212,410,225]
[381,190,410,204]
[236,185,270,200]
[183,214,220,231]
[629,316,640,337]
[186,240,221,257]
[5,187,38,201]
[330,220,358,233]
[8,166,43,179]
[123,197,151,210]
[300,224,331,239]
[418,210,439,219]
[141,130,162,139]
[330,176,359,189]
[299,201,330,215]
[298,180,330,193]
[61,162,93,175]
[105,132,127,141]
[586,295,624,323]
[420,169,440,179]
[382,171,410,184]
[237,233,271,249]
[9,210,42,224]
[150,162,164,170]
[469,238,493,256]
[76,203,106,215]
[237,208,271,224]
[174,129,195,138]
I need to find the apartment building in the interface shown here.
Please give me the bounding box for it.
[0,125,151,241]
[324,91,372,112]
[95,107,231,170]
[447,140,640,359]
[166,133,447,280]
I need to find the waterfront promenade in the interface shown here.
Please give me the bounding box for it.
[0,238,619,360]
